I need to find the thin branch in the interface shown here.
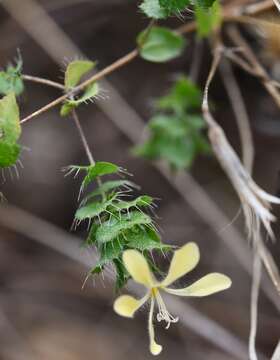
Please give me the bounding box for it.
[20,49,138,124]
[227,26,280,109]
[249,253,262,360]
[72,109,95,165]
[22,74,65,90]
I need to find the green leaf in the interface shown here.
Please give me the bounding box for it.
[195,0,222,38]
[100,239,124,263]
[149,115,188,137]
[0,142,20,168]
[75,199,110,221]
[60,82,99,116]
[0,93,21,143]
[95,211,152,243]
[0,58,24,97]
[64,60,96,89]
[157,77,201,114]
[114,258,130,290]
[0,93,21,168]
[195,0,216,8]
[110,195,153,212]
[87,180,137,199]
[139,0,169,19]
[159,0,189,14]
[83,162,120,188]
[126,227,171,252]
[138,26,186,63]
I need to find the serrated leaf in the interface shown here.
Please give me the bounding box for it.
[114,258,130,290]
[110,195,153,212]
[83,162,120,188]
[0,93,21,143]
[100,239,124,263]
[138,26,185,63]
[95,211,152,243]
[65,60,96,89]
[86,180,137,199]
[60,82,99,116]
[0,142,20,168]
[126,227,171,252]
[195,0,222,38]
[139,0,169,19]
[159,0,190,14]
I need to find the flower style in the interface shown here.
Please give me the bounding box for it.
[113,242,231,356]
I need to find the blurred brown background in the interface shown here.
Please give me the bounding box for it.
[0,0,280,359]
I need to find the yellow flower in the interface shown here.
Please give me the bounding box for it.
[113,242,232,356]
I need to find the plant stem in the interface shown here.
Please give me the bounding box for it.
[22,74,65,90]
[72,109,95,165]
[20,49,138,124]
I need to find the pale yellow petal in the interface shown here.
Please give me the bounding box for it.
[164,273,232,297]
[161,242,200,287]
[148,297,162,356]
[113,294,148,318]
[123,249,155,287]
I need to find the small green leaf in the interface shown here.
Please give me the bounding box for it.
[126,227,171,252]
[83,162,120,188]
[0,142,20,168]
[139,0,169,19]
[100,239,124,263]
[65,60,96,89]
[0,58,24,97]
[87,180,137,199]
[138,26,186,63]
[114,258,130,290]
[60,82,99,116]
[96,211,152,243]
[0,93,21,143]
[159,0,189,14]
[110,195,153,212]
[157,77,201,114]
[195,0,222,38]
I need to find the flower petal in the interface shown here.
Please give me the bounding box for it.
[113,294,148,318]
[161,242,200,287]
[123,249,155,287]
[164,273,232,297]
[148,297,162,356]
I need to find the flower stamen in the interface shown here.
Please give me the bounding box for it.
[153,288,179,329]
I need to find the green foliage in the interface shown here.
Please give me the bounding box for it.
[64,60,96,90]
[133,77,210,170]
[0,56,24,97]
[159,0,190,14]
[139,0,169,19]
[0,93,21,168]
[61,60,99,116]
[195,0,222,37]
[140,0,191,18]
[138,26,186,63]
[70,161,169,290]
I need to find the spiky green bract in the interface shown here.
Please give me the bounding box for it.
[0,56,24,97]
[68,161,171,290]
[133,77,210,170]
[0,93,22,168]
[61,60,99,116]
